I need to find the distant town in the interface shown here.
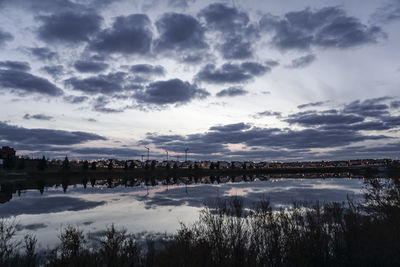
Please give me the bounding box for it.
[1,146,398,173]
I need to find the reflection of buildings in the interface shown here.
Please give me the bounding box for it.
[0,146,16,159]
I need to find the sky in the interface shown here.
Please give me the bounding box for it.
[0,0,399,161]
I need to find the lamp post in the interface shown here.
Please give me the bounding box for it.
[144,147,149,161]
[185,148,189,162]
[165,150,169,161]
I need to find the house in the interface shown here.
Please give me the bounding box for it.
[243,161,255,169]
[231,161,243,169]
[256,162,269,169]
[180,161,194,169]
[200,161,211,169]
[217,161,230,169]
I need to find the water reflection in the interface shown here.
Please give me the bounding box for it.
[0,174,371,248]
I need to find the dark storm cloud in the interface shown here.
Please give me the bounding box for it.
[287,98,399,132]
[320,121,391,132]
[134,79,209,105]
[371,0,400,23]
[37,11,103,44]
[63,95,88,104]
[391,100,400,108]
[241,62,270,75]
[0,29,13,47]
[324,142,400,159]
[91,14,152,54]
[265,60,280,68]
[159,141,228,155]
[196,62,271,84]
[286,111,364,125]
[297,101,327,109]
[220,37,253,59]
[260,7,384,51]
[253,110,282,118]
[1,0,83,13]
[330,115,400,132]
[130,64,165,76]
[64,72,126,94]
[226,148,312,160]
[74,60,108,73]
[181,54,204,64]
[92,96,127,113]
[381,115,400,129]
[0,69,63,96]
[209,123,251,132]
[23,113,53,121]
[343,97,390,117]
[141,122,388,155]
[138,134,185,145]
[154,13,208,52]
[41,65,64,79]
[0,61,30,71]
[168,0,195,9]
[27,47,58,61]
[71,147,143,158]
[199,3,256,59]
[141,132,229,154]
[142,96,400,154]
[240,128,384,149]
[0,121,106,146]
[216,86,248,97]
[199,3,250,33]
[287,54,316,68]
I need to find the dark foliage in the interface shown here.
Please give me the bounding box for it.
[17,158,26,170]
[36,156,47,171]
[2,156,16,170]
[62,156,70,170]
[82,160,89,170]
[90,162,96,170]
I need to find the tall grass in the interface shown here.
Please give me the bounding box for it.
[0,178,399,266]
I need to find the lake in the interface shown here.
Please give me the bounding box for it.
[0,176,367,249]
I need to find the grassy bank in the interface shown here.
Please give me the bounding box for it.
[1,178,400,266]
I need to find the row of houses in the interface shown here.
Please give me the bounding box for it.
[70,158,394,170]
[0,146,394,169]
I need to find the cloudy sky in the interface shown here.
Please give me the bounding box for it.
[0,0,399,161]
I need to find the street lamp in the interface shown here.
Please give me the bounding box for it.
[144,147,149,161]
[185,148,189,162]
[165,150,169,161]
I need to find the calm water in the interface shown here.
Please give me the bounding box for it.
[0,177,366,249]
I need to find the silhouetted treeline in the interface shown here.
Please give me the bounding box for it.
[1,178,400,266]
